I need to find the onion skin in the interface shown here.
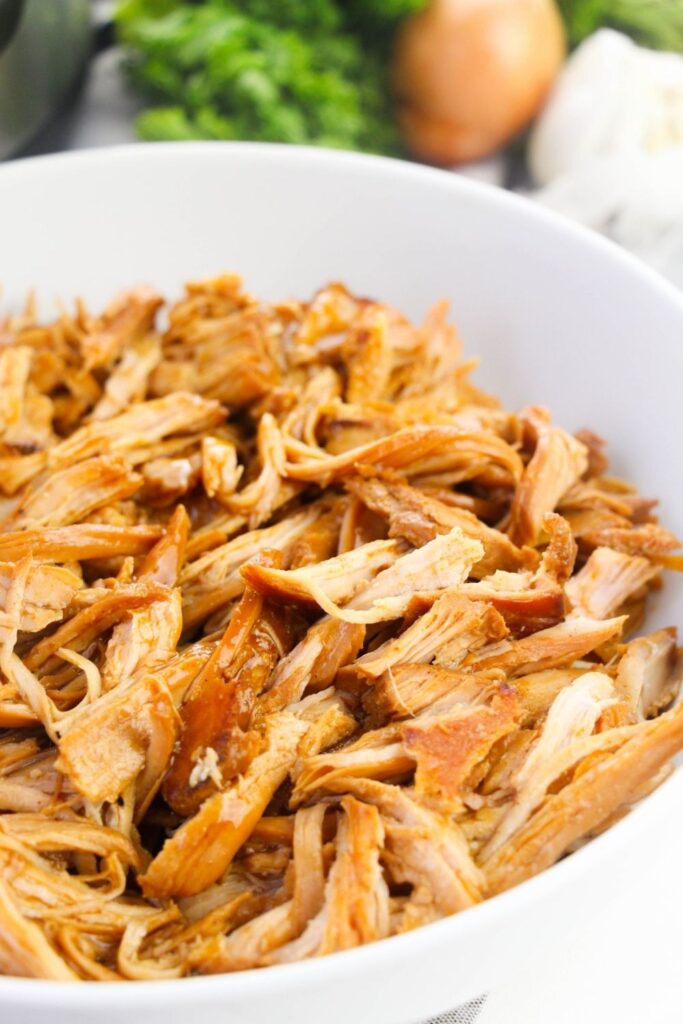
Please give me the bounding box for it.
[393,0,566,165]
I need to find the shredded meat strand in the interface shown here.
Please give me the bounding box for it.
[0,275,680,981]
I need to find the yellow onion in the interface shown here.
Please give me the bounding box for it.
[393,0,566,165]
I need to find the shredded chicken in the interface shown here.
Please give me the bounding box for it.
[0,275,680,981]
[565,546,659,619]
[485,697,683,894]
[509,407,588,547]
[245,527,483,624]
[90,335,161,422]
[615,629,680,720]
[140,711,310,899]
[481,671,617,859]
[2,455,143,530]
[201,436,243,504]
[346,476,533,579]
[0,561,82,633]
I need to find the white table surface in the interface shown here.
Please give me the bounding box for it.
[32,45,683,1024]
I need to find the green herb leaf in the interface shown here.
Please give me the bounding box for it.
[115,0,418,154]
[558,0,683,52]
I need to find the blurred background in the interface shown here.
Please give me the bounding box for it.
[1,0,681,283]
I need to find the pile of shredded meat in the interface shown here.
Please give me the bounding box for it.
[0,274,682,981]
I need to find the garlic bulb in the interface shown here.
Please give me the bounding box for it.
[528,30,683,287]
[529,29,683,185]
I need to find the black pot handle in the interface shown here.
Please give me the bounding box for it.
[0,0,24,55]
[94,17,115,54]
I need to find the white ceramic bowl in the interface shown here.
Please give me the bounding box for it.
[1,143,682,1024]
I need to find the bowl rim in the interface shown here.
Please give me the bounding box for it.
[1,139,683,317]
[1,141,682,1007]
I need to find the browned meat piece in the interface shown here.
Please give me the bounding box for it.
[332,778,485,914]
[138,505,189,586]
[55,670,178,808]
[457,575,566,639]
[293,686,517,811]
[201,436,242,504]
[0,561,81,633]
[0,346,54,452]
[0,880,76,979]
[185,513,246,562]
[363,665,504,723]
[288,497,350,567]
[258,616,365,715]
[80,285,162,371]
[141,453,201,507]
[242,538,406,608]
[437,515,576,640]
[404,687,519,810]
[100,589,183,691]
[181,506,320,628]
[140,711,310,899]
[468,614,626,676]
[565,547,659,619]
[346,476,533,578]
[2,455,142,531]
[0,347,31,442]
[509,407,588,547]
[189,901,297,974]
[0,451,47,497]
[156,637,219,707]
[573,428,609,477]
[537,512,578,584]
[292,726,411,801]
[0,813,140,867]
[290,803,328,932]
[246,528,483,624]
[293,282,367,349]
[0,523,163,562]
[485,697,683,893]
[284,425,523,486]
[615,629,681,720]
[481,671,617,859]
[51,393,224,469]
[163,579,296,816]
[590,523,681,558]
[513,668,583,726]
[24,584,170,674]
[90,335,161,420]
[348,593,507,681]
[152,275,279,408]
[560,478,656,520]
[267,797,389,962]
[223,413,291,528]
[342,307,393,404]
